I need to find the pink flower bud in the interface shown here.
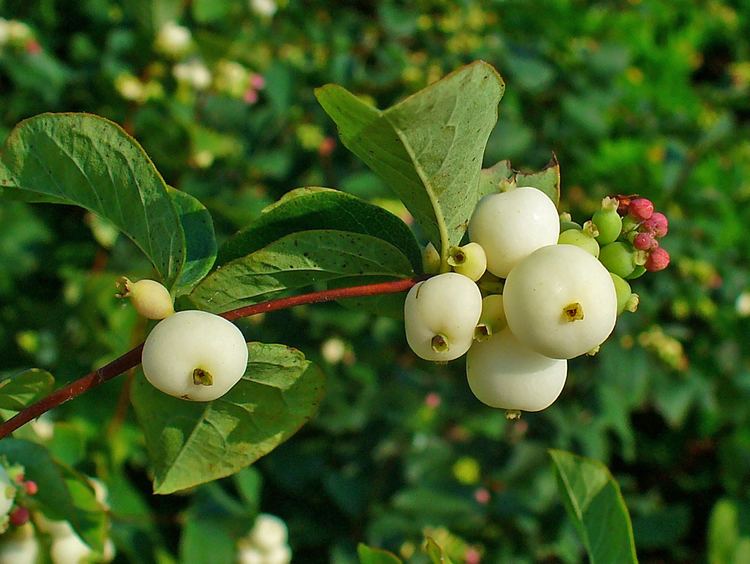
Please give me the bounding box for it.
[474,488,490,504]
[249,73,266,90]
[243,88,258,104]
[628,198,654,221]
[645,247,670,272]
[642,211,668,238]
[9,507,30,527]
[633,232,657,251]
[318,136,336,157]
[424,392,441,408]
[24,481,38,496]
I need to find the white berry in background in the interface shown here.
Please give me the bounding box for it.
[237,545,264,564]
[469,187,560,278]
[264,544,292,564]
[0,524,39,564]
[141,310,249,401]
[249,514,288,551]
[467,329,567,411]
[448,242,487,281]
[116,277,174,320]
[50,531,92,564]
[503,244,617,359]
[404,273,482,361]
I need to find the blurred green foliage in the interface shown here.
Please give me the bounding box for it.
[0,0,749,562]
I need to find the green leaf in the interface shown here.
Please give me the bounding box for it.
[190,230,414,314]
[0,368,54,410]
[0,113,186,287]
[479,154,560,206]
[168,188,217,296]
[357,543,403,564]
[131,343,325,494]
[218,187,421,272]
[549,449,638,564]
[316,61,504,257]
[0,439,107,552]
[424,537,455,564]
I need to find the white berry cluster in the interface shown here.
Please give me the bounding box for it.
[405,187,619,415]
[236,514,292,564]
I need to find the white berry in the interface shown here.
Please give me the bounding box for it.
[503,244,617,359]
[468,187,560,278]
[404,273,482,361]
[141,310,248,401]
[249,514,288,552]
[467,329,567,411]
[0,524,38,564]
[448,242,487,281]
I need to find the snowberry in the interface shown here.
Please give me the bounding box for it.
[599,242,639,278]
[141,310,249,401]
[466,329,567,411]
[628,198,654,221]
[249,514,288,551]
[0,524,38,564]
[117,277,174,320]
[592,197,623,245]
[421,242,441,274]
[468,187,560,278]
[557,227,599,257]
[503,244,618,359]
[404,273,482,361]
[645,247,670,272]
[610,273,633,314]
[448,242,487,281]
[50,531,92,564]
[264,544,293,564]
[642,211,668,238]
[474,294,506,341]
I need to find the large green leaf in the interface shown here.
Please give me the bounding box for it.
[0,368,54,410]
[168,188,217,296]
[549,449,638,564]
[218,187,421,271]
[316,61,504,259]
[190,229,414,314]
[131,342,325,494]
[358,544,402,564]
[0,439,108,553]
[478,154,561,206]
[0,113,186,287]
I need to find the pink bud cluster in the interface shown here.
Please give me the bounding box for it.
[617,196,670,272]
[8,473,38,527]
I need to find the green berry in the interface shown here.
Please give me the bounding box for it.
[448,242,487,282]
[599,242,636,278]
[558,229,600,257]
[610,273,632,314]
[592,197,623,245]
[626,265,647,280]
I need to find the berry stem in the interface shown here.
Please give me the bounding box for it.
[0,277,419,439]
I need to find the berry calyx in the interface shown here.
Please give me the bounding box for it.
[141,310,249,401]
[116,277,175,320]
[469,187,560,278]
[503,244,618,359]
[448,242,487,281]
[404,272,482,361]
[466,329,568,411]
[628,197,654,221]
[645,247,670,272]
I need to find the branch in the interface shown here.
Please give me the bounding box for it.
[0,277,418,439]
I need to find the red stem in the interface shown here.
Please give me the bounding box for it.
[0,278,418,439]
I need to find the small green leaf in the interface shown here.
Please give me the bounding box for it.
[357,543,403,564]
[0,368,54,410]
[132,343,325,494]
[317,61,504,257]
[168,188,217,296]
[218,187,421,271]
[479,155,560,206]
[549,449,638,564]
[0,439,108,552]
[191,230,414,314]
[0,113,186,287]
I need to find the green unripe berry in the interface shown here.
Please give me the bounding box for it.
[557,229,600,257]
[421,242,441,274]
[116,277,174,320]
[559,212,582,232]
[475,294,507,341]
[626,265,647,280]
[592,197,623,245]
[599,242,636,278]
[448,243,487,281]
[610,273,632,314]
